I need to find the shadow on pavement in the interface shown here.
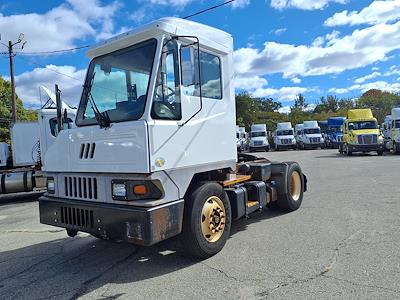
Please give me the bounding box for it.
[0,191,43,205]
[0,207,286,299]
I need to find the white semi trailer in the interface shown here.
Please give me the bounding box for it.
[38,18,307,258]
[273,122,296,151]
[386,108,400,154]
[0,87,76,195]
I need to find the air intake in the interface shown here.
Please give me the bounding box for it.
[60,206,94,228]
[64,176,98,200]
[79,143,96,159]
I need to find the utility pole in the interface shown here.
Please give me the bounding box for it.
[8,41,17,123]
[1,33,26,123]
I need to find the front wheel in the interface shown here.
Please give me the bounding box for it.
[344,144,352,156]
[377,149,384,156]
[277,163,304,211]
[182,182,232,259]
[265,146,270,152]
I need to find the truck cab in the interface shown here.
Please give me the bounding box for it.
[386,108,400,154]
[273,122,296,151]
[326,117,346,149]
[238,126,248,152]
[298,121,324,149]
[38,18,307,258]
[249,124,270,152]
[294,124,303,148]
[341,109,384,156]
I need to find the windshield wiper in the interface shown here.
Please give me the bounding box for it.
[82,72,111,128]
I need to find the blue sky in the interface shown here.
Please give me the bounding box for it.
[1,0,400,112]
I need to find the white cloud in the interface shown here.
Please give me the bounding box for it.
[278,106,291,114]
[0,0,120,52]
[291,77,301,84]
[325,0,400,27]
[372,67,380,71]
[270,0,348,10]
[231,0,251,8]
[233,20,400,79]
[354,71,381,84]
[272,28,287,36]
[252,86,307,101]
[330,80,400,94]
[234,76,268,90]
[11,65,86,107]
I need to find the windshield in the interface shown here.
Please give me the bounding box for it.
[304,128,321,134]
[251,131,266,137]
[329,127,342,133]
[395,120,400,129]
[236,133,239,139]
[277,129,293,136]
[76,39,157,126]
[351,121,377,130]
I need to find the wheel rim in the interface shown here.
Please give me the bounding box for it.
[289,171,302,201]
[201,196,226,243]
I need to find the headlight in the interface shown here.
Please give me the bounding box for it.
[292,138,296,144]
[321,137,325,142]
[112,183,126,198]
[47,177,55,194]
[112,180,163,201]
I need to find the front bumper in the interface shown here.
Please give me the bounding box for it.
[39,196,184,246]
[276,143,296,149]
[348,143,384,152]
[304,143,324,149]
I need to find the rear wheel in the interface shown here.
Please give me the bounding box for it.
[265,146,270,152]
[182,182,231,259]
[395,142,400,154]
[277,163,304,211]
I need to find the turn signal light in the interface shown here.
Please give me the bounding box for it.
[133,184,147,195]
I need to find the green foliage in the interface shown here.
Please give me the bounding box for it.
[357,89,400,123]
[235,89,400,131]
[0,76,37,143]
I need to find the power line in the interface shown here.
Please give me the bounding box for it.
[183,0,236,19]
[15,45,90,56]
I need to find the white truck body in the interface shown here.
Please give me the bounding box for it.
[0,142,10,167]
[387,108,400,153]
[249,124,269,151]
[273,122,296,150]
[299,121,324,149]
[10,122,40,167]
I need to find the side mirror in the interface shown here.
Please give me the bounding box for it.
[180,47,196,87]
[348,123,354,131]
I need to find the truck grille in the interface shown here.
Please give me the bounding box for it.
[79,143,96,159]
[254,141,263,146]
[337,135,343,142]
[60,206,94,228]
[358,134,377,145]
[281,138,291,145]
[64,176,98,200]
[310,137,320,144]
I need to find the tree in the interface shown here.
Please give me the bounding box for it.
[357,89,400,123]
[0,76,37,142]
[256,97,282,112]
[292,93,307,110]
[235,91,260,129]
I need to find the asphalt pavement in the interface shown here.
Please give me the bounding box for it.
[0,149,399,299]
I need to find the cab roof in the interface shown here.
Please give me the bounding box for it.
[87,17,233,59]
[347,109,374,120]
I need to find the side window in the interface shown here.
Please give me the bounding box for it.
[181,48,222,100]
[151,41,181,120]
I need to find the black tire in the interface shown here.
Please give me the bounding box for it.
[67,229,77,237]
[277,163,304,211]
[395,143,400,155]
[182,182,231,259]
[265,146,270,152]
[377,150,384,156]
[344,144,352,156]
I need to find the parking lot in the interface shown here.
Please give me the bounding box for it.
[1,149,399,299]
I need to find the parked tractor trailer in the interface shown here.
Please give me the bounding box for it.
[38,18,307,258]
[340,109,384,156]
[384,107,400,154]
[0,87,76,195]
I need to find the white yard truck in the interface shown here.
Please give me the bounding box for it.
[0,142,10,168]
[298,121,324,150]
[386,108,400,154]
[273,122,296,151]
[38,18,307,258]
[249,124,270,152]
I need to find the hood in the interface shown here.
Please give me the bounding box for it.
[305,133,322,138]
[251,136,267,142]
[353,129,380,136]
[277,135,294,140]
